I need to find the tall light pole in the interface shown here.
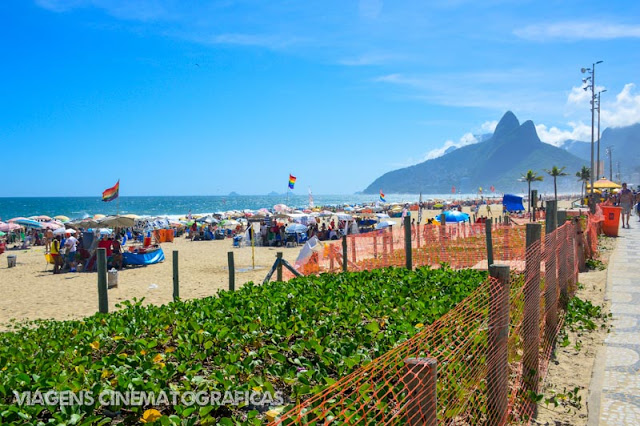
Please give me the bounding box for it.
[581,60,603,213]
[606,146,614,181]
[596,89,607,179]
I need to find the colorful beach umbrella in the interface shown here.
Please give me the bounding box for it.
[8,217,28,223]
[54,215,71,223]
[41,221,63,230]
[0,222,22,232]
[13,218,43,229]
[32,215,52,222]
[53,227,76,235]
[98,215,136,228]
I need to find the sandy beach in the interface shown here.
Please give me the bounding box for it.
[0,235,302,330]
[0,201,578,331]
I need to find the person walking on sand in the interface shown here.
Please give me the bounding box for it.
[618,182,634,228]
[486,203,492,216]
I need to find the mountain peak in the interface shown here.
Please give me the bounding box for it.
[493,111,520,140]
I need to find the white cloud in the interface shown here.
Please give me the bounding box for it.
[481,120,498,133]
[423,132,478,160]
[601,83,640,128]
[535,122,591,147]
[537,83,640,146]
[514,21,640,42]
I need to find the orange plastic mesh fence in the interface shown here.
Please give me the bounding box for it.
[272,217,594,425]
[286,222,528,279]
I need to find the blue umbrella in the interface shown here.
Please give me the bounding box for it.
[286,223,307,233]
[14,218,43,229]
[442,210,470,223]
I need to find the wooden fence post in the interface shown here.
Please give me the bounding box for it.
[97,248,108,314]
[173,250,179,301]
[530,190,538,221]
[276,252,283,281]
[488,264,510,425]
[373,234,378,259]
[404,215,412,270]
[350,235,356,264]
[382,232,388,264]
[403,357,437,426]
[575,218,587,272]
[485,218,494,268]
[523,223,542,416]
[342,236,348,272]
[544,200,558,344]
[228,251,235,291]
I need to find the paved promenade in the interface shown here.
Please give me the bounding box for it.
[589,220,640,424]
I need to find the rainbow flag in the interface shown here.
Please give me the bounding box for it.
[102,180,120,202]
[379,190,385,202]
[288,174,297,189]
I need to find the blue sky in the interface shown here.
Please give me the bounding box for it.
[2,0,639,196]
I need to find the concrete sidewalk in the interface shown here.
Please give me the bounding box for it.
[588,219,640,424]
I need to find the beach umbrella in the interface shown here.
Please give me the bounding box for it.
[0,222,22,232]
[98,215,136,228]
[0,231,5,236]
[54,215,71,223]
[31,215,52,222]
[87,228,113,236]
[41,221,63,230]
[318,210,333,217]
[376,213,390,218]
[93,214,106,220]
[586,178,622,190]
[53,227,76,235]
[220,219,240,229]
[273,204,290,212]
[440,210,470,223]
[375,220,396,230]
[13,218,43,229]
[257,208,271,215]
[8,217,28,223]
[286,223,307,233]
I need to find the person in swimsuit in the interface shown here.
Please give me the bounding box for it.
[618,182,634,229]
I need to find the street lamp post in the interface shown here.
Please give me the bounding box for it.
[596,89,607,179]
[581,60,603,213]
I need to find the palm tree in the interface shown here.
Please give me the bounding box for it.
[544,166,568,202]
[576,166,590,203]
[519,170,544,216]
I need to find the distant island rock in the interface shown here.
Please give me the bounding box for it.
[228,192,240,196]
[363,111,589,194]
[267,191,281,196]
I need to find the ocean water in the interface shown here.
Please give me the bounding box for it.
[0,193,505,221]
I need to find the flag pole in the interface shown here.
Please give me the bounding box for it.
[117,179,120,216]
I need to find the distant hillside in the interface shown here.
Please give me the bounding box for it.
[364,111,589,194]
[560,123,640,183]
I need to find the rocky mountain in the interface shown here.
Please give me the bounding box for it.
[363,111,589,194]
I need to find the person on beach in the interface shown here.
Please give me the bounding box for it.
[618,182,634,228]
[65,234,78,272]
[486,204,492,216]
[44,228,53,253]
[112,237,123,269]
[50,235,62,274]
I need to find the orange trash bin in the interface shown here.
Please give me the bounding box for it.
[601,206,621,237]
